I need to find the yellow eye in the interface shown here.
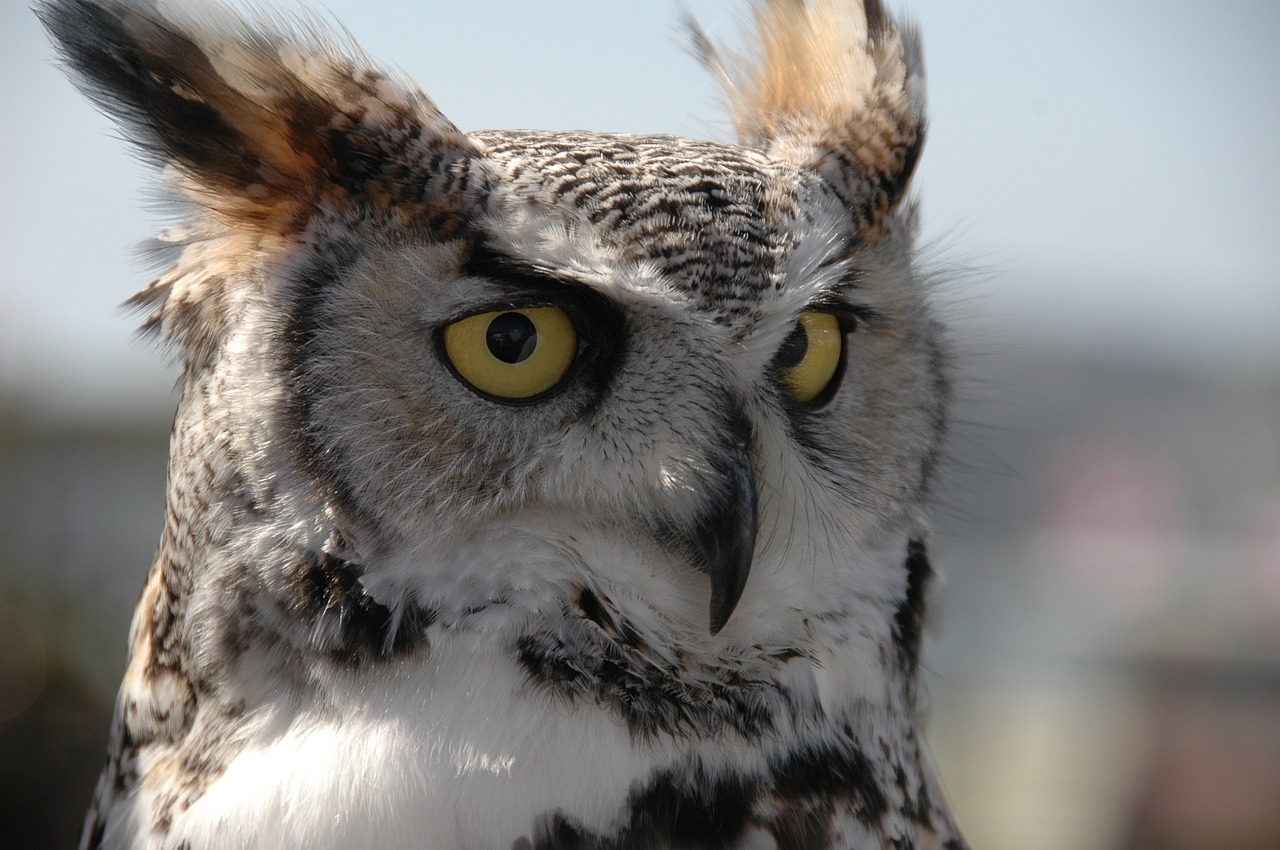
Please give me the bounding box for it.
[777,311,843,404]
[442,307,577,400]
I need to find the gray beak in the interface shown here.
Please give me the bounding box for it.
[663,413,757,634]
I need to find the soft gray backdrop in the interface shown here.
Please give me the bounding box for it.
[2,3,1278,849]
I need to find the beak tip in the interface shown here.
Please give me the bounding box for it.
[708,607,728,635]
[707,565,749,635]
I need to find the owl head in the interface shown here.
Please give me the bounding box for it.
[41,0,942,649]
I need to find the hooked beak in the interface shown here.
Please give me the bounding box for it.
[666,415,758,634]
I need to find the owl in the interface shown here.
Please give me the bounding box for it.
[41,0,965,847]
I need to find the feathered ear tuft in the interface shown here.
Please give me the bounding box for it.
[37,0,479,362]
[37,0,477,229]
[689,0,926,240]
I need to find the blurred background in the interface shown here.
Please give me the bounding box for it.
[2,1,1278,847]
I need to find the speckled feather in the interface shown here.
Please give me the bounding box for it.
[40,0,966,847]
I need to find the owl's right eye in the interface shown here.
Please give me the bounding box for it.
[441,307,578,401]
[776,311,845,404]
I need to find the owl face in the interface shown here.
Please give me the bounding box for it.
[269,131,943,639]
[42,0,939,642]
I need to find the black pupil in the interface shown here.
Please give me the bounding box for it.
[775,321,808,369]
[486,312,539,364]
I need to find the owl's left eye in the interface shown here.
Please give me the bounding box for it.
[775,311,845,404]
[442,307,578,401]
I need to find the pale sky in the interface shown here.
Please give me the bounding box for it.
[3,0,1278,419]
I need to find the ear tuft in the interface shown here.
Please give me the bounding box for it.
[689,0,926,240]
[38,0,477,227]
[38,0,480,362]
